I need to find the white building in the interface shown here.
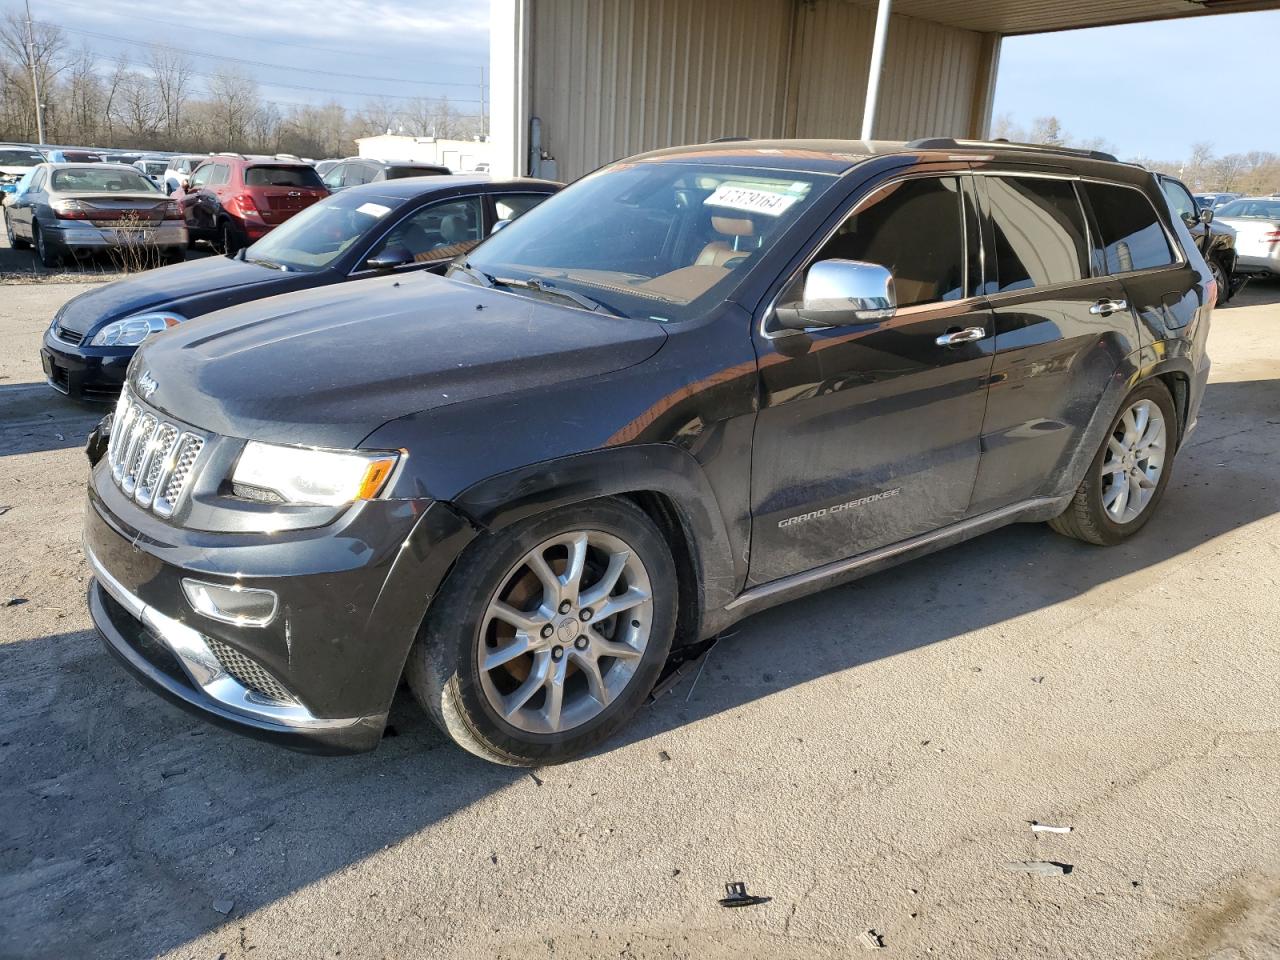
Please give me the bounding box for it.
[353,135,492,173]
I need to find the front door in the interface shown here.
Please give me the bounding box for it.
[748,173,994,585]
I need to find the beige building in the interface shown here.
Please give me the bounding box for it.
[490,0,1280,182]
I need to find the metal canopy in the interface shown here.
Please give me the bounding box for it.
[840,0,1280,35]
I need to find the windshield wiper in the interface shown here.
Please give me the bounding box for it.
[491,276,618,315]
[245,256,290,272]
[454,260,496,287]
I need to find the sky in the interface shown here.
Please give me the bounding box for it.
[7,0,491,119]
[7,0,1277,161]
[992,10,1280,162]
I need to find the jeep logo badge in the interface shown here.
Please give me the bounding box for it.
[136,370,158,399]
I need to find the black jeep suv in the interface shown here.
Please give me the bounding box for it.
[84,138,1212,765]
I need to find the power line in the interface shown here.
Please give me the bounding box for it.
[36,0,486,67]
[41,21,488,94]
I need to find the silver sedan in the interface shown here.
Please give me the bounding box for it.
[1214,197,1280,278]
[3,163,188,268]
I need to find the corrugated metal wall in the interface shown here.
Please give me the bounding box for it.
[529,0,794,181]
[528,0,989,181]
[790,1,984,139]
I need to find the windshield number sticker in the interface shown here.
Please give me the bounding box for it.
[356,202,392,218]
[704,185,799,217]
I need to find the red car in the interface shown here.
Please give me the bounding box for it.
[179,154,328,253]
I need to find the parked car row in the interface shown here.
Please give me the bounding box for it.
[52,137,1217,766]
[39,174,559,398]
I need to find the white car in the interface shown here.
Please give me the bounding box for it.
[162,155,207,195]
[1214,197,1280,279]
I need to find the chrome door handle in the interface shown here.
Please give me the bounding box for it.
[1089,298,1128,315]
[935,326,985,347]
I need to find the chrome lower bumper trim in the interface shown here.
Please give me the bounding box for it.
[85,543,361,731]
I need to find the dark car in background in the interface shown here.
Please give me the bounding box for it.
[179,154,329,253]
[40,175,558,400]
[321,158,452,192]
[1159,174,1240,304]
[82,139,1211,764]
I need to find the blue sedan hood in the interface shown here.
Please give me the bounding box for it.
[54,255,295,335]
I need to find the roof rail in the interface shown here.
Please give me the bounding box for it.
[710,136,753,143]
[273,153,302,161]
[906,137,1120,164]
[213,151,247,160]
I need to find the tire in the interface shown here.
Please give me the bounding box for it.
[217,220,242,256]
[405,497,677,765]
[32,222,61,268]
[4,209,30,250]
[1049,380,1177,546]
[1208,257,1229,306]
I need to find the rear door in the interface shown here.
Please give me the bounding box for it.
[968,172,1137,513]
[748,171,994,585]
[1083,180,1200,347]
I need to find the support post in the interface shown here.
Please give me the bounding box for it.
[25,0,45,146]
[489,0,530,178]
[860,0,892,141]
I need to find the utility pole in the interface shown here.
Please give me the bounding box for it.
[24,0,45,146]
[479,65,487,139]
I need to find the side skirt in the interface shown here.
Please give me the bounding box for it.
[713,495,1071,630]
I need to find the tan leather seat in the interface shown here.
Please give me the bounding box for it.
[697,216,754,267]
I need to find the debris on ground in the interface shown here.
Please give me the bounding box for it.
[212,899,235,915]
[648,636,720,702]
[1004,861,1073,875]
[1030,822,1073,833]
[0,505,10,516]
[4,597,28,607]
[718,881,771,908]
[528,771,543,787]
[858,929,885,949]
[658,750,672,762]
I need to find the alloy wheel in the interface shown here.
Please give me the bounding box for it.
[476,530,654,735]
[1101,398,1167,524]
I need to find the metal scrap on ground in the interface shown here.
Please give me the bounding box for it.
[1030,822,1074,833]
[1004,861,1073,875]
[718,881,771,908]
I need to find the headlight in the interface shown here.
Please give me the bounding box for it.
[89,312,185,347]
[231,442,399,506]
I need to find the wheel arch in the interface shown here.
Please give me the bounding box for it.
[449,443,742,644]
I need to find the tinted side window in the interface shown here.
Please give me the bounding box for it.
[210,163,231,186]
[368,196,484,264]
[985,177,1089,292]
[1161,178,1197,223]
[494,193,550,221]
[813,176,966,308]
[345,163,375,187]
[1087,183,1174,274]
[187,163,212,188]
[322,164,345,189]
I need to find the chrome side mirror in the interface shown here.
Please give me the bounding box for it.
[490,218,512,235]
[1198,207,1214,225]
[774,259,897,330]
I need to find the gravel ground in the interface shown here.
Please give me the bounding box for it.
[1,279,1278,960]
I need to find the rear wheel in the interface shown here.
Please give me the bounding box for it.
[33,222,61,268]
[405,498,677,765]
[1049,380,1177,545]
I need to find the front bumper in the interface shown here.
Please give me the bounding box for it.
[41,326,133,401]
[43,220,187,252]
[84,463,476,754]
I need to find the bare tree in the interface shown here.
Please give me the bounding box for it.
[207,68,259,148]
[101,55,132,142]
[0,12,66,141]
[148,45,193,141]
[112,68,158,141]
[1213,154,1247,192]
[1028,115,1065,147]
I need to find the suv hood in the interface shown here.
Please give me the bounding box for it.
[55,255,293,335]
[134,271,668,449]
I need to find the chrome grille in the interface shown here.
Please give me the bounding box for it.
[204,637,296,704]
[107,389,207,519]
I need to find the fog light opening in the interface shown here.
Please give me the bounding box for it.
[182,578,278,627]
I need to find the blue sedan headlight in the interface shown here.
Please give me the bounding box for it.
[89,312,186,347]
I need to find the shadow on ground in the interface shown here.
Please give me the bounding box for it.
[1,370,1276,957]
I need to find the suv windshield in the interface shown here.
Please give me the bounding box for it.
[1217,199,1280,219]
[0,149,43,166]
[51,167,157,192]
[245,165,324,188]
[459,161,834,321]
[241,191,400,272]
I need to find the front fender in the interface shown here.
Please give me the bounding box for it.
[450,443,742,639]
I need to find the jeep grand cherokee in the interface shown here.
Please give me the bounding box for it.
[83,138,1212,765]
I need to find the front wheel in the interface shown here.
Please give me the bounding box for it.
[406,498,677,765]
[1208,257,1230,306]
[5,210,30,250]
[1049,380,1177,545]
